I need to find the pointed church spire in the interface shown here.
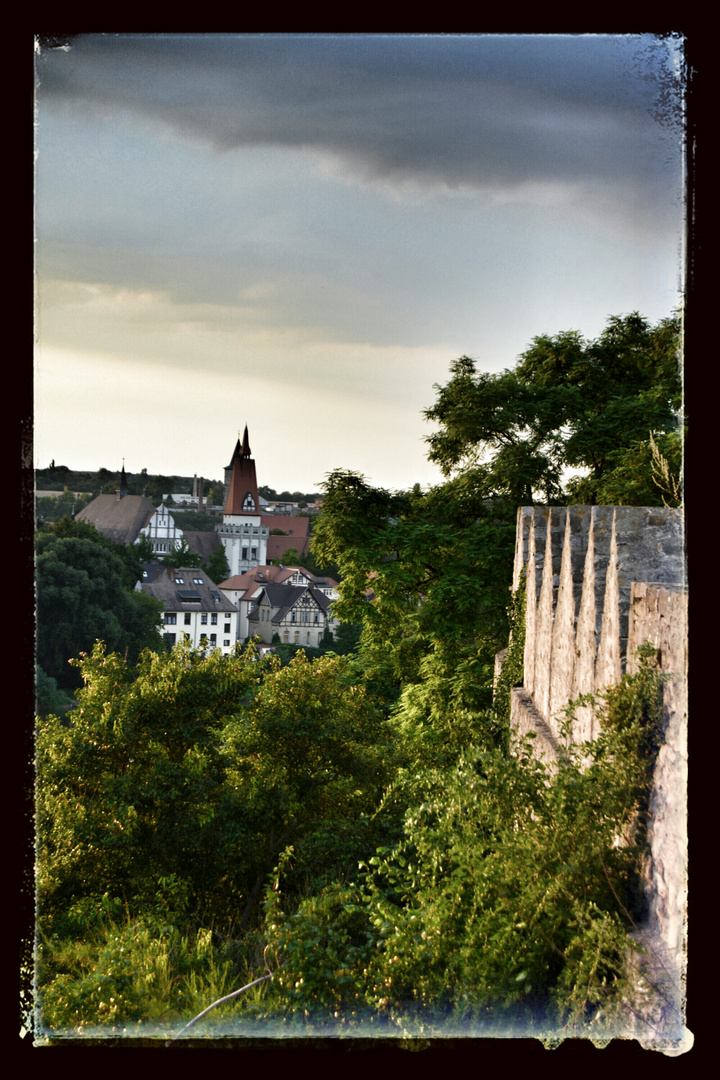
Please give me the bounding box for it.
[118,461,128,499]
[223,427,260,517]
[241,425,251,457]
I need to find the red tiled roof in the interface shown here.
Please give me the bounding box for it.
[223,427,261,516]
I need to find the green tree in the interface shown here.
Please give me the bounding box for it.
[201,544,229,587]
[36,641,262,927]
[36,644,397,936]
[221,650,396,925]
[35,665,75,717]
[328,621,361,656]
[263,651,666,1032]
[275,547,300,566]
[425,312,682,506]
[311,470,516,686]
[133,532,155,563]
[143,474,174,503]
[35,527,163,688]
[161,538,203,568]
[202,544,230,584]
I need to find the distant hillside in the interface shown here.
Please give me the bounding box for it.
[35,464,221,499]
[35,465,321,503]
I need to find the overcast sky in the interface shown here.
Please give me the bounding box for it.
[34,33,685,494]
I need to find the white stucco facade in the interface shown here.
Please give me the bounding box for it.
[139,504,184,555]
[217,516,269,576]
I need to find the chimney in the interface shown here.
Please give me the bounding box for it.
[198,476,204,514]
[193,474,198,498]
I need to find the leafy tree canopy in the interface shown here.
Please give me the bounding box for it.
[311,470,516,687]
[37,642,397,934]
[202,544,230,585]
[160,537,203,568]
[424,312,682,506]
[35,522,163,688]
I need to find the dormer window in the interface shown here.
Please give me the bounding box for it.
[242,492,256,512]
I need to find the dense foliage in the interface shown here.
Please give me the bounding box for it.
[425,312,682,507]
[34,312,682,1040]
[263,649,665,1036]
[36,642,400,1031]
[35,518,163,692]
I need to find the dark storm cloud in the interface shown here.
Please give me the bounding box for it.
[37,33,682,196]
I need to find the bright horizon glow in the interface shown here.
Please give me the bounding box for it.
[34,33,685,492]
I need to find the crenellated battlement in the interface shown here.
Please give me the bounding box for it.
[505,504,688,1052]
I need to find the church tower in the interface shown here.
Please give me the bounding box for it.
[216,426,269,576]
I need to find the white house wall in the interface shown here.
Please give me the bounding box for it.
[161,607,238,654]
[140,505,184,555]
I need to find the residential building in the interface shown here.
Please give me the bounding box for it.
[247,582,338,648]
[137,562,239,654]
[218,564,317,639]
[137,502,184,555]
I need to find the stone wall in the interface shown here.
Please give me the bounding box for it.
[505,505,689,1052]
[511,506,684,741]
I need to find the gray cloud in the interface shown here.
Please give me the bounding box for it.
[37,34,683,198]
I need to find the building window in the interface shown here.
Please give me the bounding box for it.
[242,547,248,560]
[314,614,319,624]
[294,631,300,643]
[175,577,184,584]
[200,634,207,645]
[302,612,308,623]
[165,613,177,625]
[291,612,296,623]
[283,632,289,643]
[210,634,217,645]
[201,613,208,624]
[224,623,230,634]
[211,614,217,625]
[164,633,176,646]
[223,639,230,647]
[193,577,203,585]
[251,548,257,560]
[184,613,191,625]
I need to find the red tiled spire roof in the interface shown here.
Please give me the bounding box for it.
[223,426,260,516]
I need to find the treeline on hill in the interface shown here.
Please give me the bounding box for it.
[35,465,223,499]
[35,465,320,506]
[35,313,683,1039]
[258,486,322,506]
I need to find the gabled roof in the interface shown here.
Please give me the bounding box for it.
[218,564,315,599]
[139,564,236,613]
[77,493,157,544]
[248,583,332,625]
